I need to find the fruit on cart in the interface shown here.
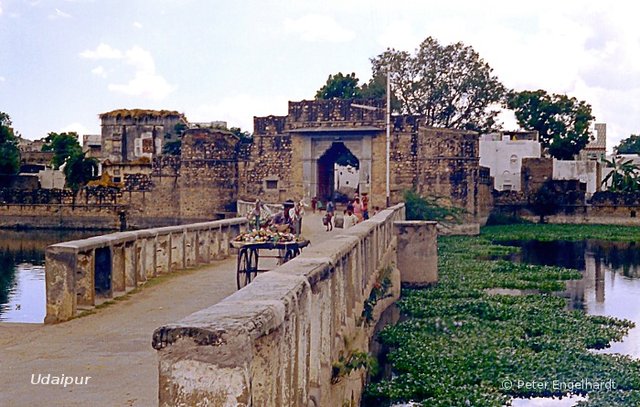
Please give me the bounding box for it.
[233,228,297,243]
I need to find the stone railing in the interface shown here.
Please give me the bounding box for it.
[45,218,247,323]
[152,204,414,407]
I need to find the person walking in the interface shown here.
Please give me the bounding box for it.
[352,197,363,222]
[325,200,335,231]
[361,192,369,220]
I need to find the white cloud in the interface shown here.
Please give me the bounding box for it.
[90,66,106,78]
[122,46,155,73]
[0,76,5,82]
[190,94,290,132]
[80,43,122,60]
[133,21,143,29]
[284,14,355,43]
[108,72,175,100]
[377,20,420,50]
[48,8,71,19]
[0,2,3,16]
[80,44,174,100]
[60,122,90,135]
[106,46,175,100]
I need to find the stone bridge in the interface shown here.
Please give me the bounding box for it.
[151,204,437,406]
[32,204,437,406]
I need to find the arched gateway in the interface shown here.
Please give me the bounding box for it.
[242,99,490,219]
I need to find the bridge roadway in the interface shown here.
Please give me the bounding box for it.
[0,212,337,407]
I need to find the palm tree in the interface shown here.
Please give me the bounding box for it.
[601,157,640,192]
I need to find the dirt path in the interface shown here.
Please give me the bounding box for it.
[0,213,337,407]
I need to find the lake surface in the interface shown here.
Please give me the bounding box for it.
[503,239,640,358]
[503,239,640,406]
[0,229,99,323]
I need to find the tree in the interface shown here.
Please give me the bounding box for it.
[230,127,252,143]
[530,180,562,223]
[42,132,97,192]
[63,152,99,193]
[370,36,506,132]
[507,90,594,160]
[359,73,386,100]
[615,134,640,154]
[315,72,362,100]
[601,157,640,192]
[42,132,83,169]
[0,112,20,176]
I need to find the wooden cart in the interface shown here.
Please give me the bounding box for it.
[231,239,310,289]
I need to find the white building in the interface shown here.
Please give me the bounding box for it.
[479,131,541,191]
[553,160,598,195]
[38,168,66,189]
[334,164,359,197]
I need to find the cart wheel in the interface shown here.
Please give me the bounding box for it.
[237,249,251,289]
[248,248,259,281]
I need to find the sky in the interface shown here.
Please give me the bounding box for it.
[1,0,640,152]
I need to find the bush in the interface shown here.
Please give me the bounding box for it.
[404,190,465,223]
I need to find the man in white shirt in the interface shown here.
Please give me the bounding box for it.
[344,208,359,229]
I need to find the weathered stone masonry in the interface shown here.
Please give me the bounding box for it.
[0,128,245,229]
[45,217,246,323]
[243,99,491,219]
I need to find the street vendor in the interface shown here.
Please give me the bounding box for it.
[247,199,272,230]
[272,200,295,232]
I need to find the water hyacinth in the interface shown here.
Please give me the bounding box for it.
[364,225,640,407]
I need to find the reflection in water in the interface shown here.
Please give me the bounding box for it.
[0,229,98,323]
[503,239,640,358]
[503,239,640,406]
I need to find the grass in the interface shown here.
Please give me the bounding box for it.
[365,225,640,407]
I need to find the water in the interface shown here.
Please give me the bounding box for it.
[0,229,99,323]
[502,239,640,406]
[503,239,640,358]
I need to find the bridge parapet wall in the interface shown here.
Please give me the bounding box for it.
[152,204,406,407]
[44,217,247,323]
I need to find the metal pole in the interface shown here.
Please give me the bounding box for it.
[386,69,391,207]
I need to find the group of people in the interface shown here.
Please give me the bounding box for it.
[320,192,370,231]
[249,193,374,235]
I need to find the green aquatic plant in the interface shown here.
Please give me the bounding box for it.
[365,227,640,406]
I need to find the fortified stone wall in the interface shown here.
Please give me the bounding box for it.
[390,115,421,200]
[178,129,239,218]
[240,116,292,202]
[415,127,483,217]
[286,99,386,128]
[100,109,185,163]
[491,184,640,224]
[20,151,54,166]
[246,100,487,218]
[0,204,125,229]
[0,128,243,229]
[522,157,553,194]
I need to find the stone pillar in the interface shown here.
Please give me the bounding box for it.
[394,221,438,286]
[44,247,77,324]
